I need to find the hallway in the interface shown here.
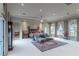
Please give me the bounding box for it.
[8,37,79,56]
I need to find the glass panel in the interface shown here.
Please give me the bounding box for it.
[50,23,55,36]
[68,19,77,40]
[0,18,3,56]
[44,23,49,35]
[57,21,64,38]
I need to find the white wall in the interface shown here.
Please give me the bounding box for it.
[0,3,3,16]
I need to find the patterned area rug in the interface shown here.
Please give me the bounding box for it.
[32,39,67,52]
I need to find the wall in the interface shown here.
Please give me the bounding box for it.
[0,3,3,16]
[12,17,40,29]
[28,21,40,29]
[12,21,40,31]
[13,22,20,32]
[12,18,40,39]
[13,22,20,38]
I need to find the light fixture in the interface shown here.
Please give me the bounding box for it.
[40,9,43,12]
[77,9,79,12]
[52,13,56,16]
[21,3,24,6]
[40,15,43,23]
[40,20,43,23]
[60,16,63,18]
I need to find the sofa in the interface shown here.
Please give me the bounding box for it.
[32,33,52,43]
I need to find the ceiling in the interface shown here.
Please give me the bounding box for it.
[7,3,79,22]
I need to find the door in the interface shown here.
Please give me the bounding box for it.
[0,17,4,56]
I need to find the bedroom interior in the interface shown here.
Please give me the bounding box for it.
[1,3,79,56]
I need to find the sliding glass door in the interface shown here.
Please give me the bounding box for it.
[57,21,64,38]
[68,19,77,41]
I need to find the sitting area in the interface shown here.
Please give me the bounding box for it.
[32,32,51,43]
[39,37,53,43]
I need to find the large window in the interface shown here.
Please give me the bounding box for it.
[44,23,49,35]
[57,21,64,38]
[68,19,77,40]
[50,23,55,36]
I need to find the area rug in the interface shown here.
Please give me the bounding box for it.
[32,39,67,52]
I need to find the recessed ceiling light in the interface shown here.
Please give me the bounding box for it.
[40,20,43,22]
[40,9,43,12]
[60,16,63,18]
[21,3,24,6]
[53,13,56,16]
[77,9,79,12]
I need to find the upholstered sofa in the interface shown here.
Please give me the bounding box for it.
[32,33,51,43]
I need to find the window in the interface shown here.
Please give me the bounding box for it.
[50,23,55,36]
[44,23,49,35]
[68,19,77,40]
[57,21,64,37]
[44,27,48,33]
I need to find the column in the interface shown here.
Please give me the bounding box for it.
[20,22,22,39]
[77,19,79,41]
[48,22,51,36]
[55,22,57,37]
[64,20,68,39]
